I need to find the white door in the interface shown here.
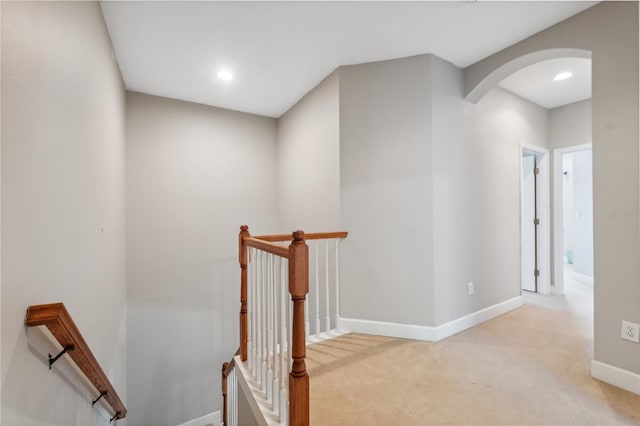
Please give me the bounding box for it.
[521,155,537,292]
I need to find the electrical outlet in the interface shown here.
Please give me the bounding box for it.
[468,282,474,296]
[621,320,640,343]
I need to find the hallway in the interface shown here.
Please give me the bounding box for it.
[307,282,638,425]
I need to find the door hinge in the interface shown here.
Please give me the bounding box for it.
[534,167,540,175]
[534,218,540,225]
[534,269,540,277]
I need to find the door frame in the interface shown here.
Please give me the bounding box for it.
[520,144,551,295]
[552,143,592,295]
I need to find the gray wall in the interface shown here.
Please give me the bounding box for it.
[549,99,591,150]
[126,92,278,425]
[1,2,127,424]
[431,56,467,325]
[339,55,434,326]
[338,54,549,328]
[463,87,549,313]
[276,71,340,233]
[466,1,639,375]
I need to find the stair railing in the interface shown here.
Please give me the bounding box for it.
[221,350,239,426]
[222,225,347,426]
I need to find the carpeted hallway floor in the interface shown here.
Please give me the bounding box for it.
[308,277,640,425]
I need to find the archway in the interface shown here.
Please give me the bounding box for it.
[465,48,591,104]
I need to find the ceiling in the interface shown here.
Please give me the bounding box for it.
[100,1,597,118]
[499,57,591,109]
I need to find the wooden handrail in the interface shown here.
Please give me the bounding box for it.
[239,226,250,362]
[243,237,290,258]
[254,231,348,242]
[25,303,127,420]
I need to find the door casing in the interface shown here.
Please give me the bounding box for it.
[520,144,551,295]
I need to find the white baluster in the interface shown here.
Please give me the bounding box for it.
[335,239,340,332]
[247,248,253,373]
[230,368,235,426]
[314,240,321,339]
[266,253,273,406]
[280,251,291,425]
[261,251,267,392]
[279,257,287,422]
[234,369,238,426]
[271,256,282,414]
[256,251,263,385]
[251,248,258,376]
[287,255,293,388]
[304,293,310,343]
[325,239,331,334]
[234,368,238,426]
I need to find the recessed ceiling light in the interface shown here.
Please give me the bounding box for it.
[217,70,233,81]
[553,71,573,81]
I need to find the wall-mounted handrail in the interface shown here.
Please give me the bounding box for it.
[25,303,127,421]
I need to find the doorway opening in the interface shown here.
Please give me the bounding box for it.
[552,145,593,297]
[520,145,551,294]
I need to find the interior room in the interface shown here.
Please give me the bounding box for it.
[1,1,638,425]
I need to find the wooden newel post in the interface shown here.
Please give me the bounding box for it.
[288,230,309,426]
[222,362,228,426]
[239,225,250,361]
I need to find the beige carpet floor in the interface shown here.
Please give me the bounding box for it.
[308,280,640,425]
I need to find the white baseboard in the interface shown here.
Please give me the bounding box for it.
[591,360,640,395]
[434,296,523,340]
[176,410,221,426]
[338,316,438,341]
[338,296,522,342]
[570,270,594,286]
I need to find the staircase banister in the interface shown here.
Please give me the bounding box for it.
[254,231,348,242]
[243,237,290,258]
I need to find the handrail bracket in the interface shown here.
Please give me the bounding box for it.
[48,345,75,369]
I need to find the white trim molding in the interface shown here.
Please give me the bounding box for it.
[338,296,522,342]
[338,316,437,341]
[176,410,221,426]
[520,143,551,295]
[591,360,640,395]
[570,270,594,286]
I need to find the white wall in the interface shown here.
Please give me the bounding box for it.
[562,154,575,257]
[560,148,594,278]
[1,2,127,424]
[549,99,592,279]
[126,92,278,425]
[572,149,593,277]
[339,55,435,326]
[277,71,340,233]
